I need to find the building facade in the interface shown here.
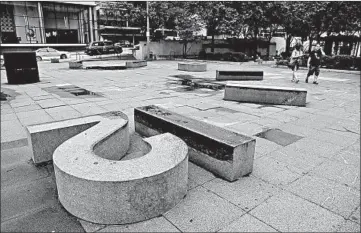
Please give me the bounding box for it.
[0,1,97,51]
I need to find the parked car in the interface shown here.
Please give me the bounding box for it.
[35,48,70,61]
[85,41,123,56]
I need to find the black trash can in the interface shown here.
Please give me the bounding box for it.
[3,51,40,84]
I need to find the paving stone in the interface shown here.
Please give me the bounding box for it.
[252,156,305,186]
[201,116,239,127]
[44,105,76,115]
[18,114,54,126]
[97,217,180,232]
[218,214,278,232]
[37,99,66,109]
[309,159,360,190]
[13,104,42,113]
[1,146,32,167]
[350,206,360,224]
[1,177,57,222]
[16,109,50,119]
[48,110,83,121]
[1,107,14,114]
[281,137,344,160]
[10,100,36,108]
[254,137,283,157]
[164,186,244,232]
[188,162,215,186]
[331,147,360,168]
[203,176,280,211]
[250,191,345,232]
[70,103,107,115]
[171,105,200,115]
[225,122,266,136]
[78,220,106,232]
[1,205,84,233]
[286,175,360,218]
[1,113,18,121]
[1,159,51,188]
[335,220,361,232]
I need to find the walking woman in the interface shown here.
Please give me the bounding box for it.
[289,43,303,83]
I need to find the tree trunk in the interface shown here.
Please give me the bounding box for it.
[183,42,188,58]
[211,33,215,53]
[285,35,292,56]
[267,37,271,57]
[308,36,313,54]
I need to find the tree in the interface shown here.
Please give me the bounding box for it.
[190,1,238,52]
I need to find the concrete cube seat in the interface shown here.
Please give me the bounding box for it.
[224,84,307,106]
[134,105,256,182]
[26,112,188,224]
[216,70,263,81]
[126,60,147,68]
[178,62,207,72]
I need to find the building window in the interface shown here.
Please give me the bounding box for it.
[0,1,92,44]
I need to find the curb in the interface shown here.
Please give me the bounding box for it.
[272,65,360,74]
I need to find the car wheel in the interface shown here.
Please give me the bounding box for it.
[60,54,67,59]
[36,56,42,61]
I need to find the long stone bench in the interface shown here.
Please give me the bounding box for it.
[134,105,256,182]
[216,70,263,81]
[126,60,147,68]
[224,84,307,106]
[26,111,188,224]
[178,62,207,72]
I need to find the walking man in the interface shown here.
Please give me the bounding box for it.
[306,43,325,84]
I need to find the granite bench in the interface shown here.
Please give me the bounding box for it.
[134,105,256,182]
[26,111,188,224]
[178,62,207,72]
[126,60,147,68]
[216,70,263,81]
[224,84,307,106]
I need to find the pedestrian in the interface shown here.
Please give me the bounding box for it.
[305,43,325,84]
[289,43,303,83]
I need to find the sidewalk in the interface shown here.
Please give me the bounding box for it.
[1,60,360,232]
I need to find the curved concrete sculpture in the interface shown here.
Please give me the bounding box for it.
[26,112,188,224]
[178,62,207,72]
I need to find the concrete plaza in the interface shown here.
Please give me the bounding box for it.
[1,59,360,232]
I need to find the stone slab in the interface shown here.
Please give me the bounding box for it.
[224,84,307,107]
[178,62,207,72]
[249,191,345,232]
[164,186,245,232]
[126,60,147,68]
[134,105,256,181]
[1,205,85,233]
[218,214,278,232]
[216,70,263,81]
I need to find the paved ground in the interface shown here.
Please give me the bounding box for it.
[1,59,360,232]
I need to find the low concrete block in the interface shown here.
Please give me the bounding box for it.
[134,105,256,182]
[224,84,307,107]
[126,60,147,68]
[27,111,189,224]
[216,70,263,81]
[69,61,83,69]
[178,62,207,72]
[51,58,60,63]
